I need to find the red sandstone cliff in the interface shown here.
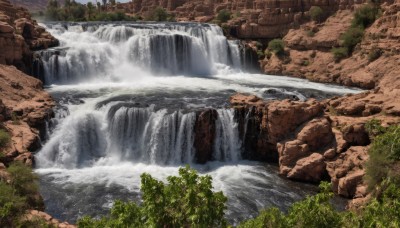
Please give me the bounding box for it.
[0,0,58,73]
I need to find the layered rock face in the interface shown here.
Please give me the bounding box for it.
[0,65,54,166]
[0,0,58,73]
[262,1,400,89]
[9,0,48,12]
[130,0,371,38]
[230,93,400,202]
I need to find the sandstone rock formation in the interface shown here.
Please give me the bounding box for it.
[0,0,58,73]
[262,1,400,92]
[230,92,400,200]
[0,65,54,166]
[9,0,48,12]
[127,0,376,39]
[25,210,76,228]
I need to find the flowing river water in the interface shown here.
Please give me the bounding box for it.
[33,22,360,225]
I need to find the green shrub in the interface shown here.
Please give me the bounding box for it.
[268,39,285,55]
[239,208,287,228]
[217,9,231,23]
[7,162,42,209]
[346,180,400,227]
[0,129,10,150]
[352,4,381,29]
[341,27,364,53]
[239,182,342,228]
[331,47,349,62]
[365,118,386,139]
[306,30,315,37]
[144,7,173,22]
[0,182,26,227]
[257,50,265,59]
[78,166,227,227]
[310,6,324,22]
[368,47,382,62]
[365,125,400,190]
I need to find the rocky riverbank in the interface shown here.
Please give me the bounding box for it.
[0,1,75,227]
[229,90,400,207]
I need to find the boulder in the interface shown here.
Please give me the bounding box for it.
[194,109,218,163]
[287,153,326,182]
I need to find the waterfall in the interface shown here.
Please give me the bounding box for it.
[35,22,243,85]
[214,109,241,162]
[36,100,243,168]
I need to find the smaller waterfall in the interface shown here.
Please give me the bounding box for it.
[36,101,243,169]
[214,109,241,162]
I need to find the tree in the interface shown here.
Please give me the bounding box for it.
[87,2,95,20]
[78,166,228,227]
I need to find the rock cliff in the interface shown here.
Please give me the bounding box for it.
[261,1,400,90]
[129,0,374,39]
[230,92,400,204]
[0,0,58,73]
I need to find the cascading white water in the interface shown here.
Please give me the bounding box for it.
[36,100,242,169]
[35,22,361,224]
[214,109,241,162]
[37,22,242,84]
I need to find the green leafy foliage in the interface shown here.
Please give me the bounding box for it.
[268,39,285,55]
[352,4,381,29]
[0,162,42,227]
[239,182,341,228]
[368,47,382,62]
[0,129,10,150]
[309,6,324,22]
[240,180,400,227]
[8,162,43,209]
[365,118,386,139]
[45,0,136,22]
[0,182,26,227]
[365,125,400,189]
[145,7,172,22]
[331,47,349,62]
[217,10,232,23]
[340,27,364,53]
[78,166,227,227]
[331,3,381,60]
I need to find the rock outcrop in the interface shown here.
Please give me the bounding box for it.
[0,65,54,166]
[0,0,58,73]
[230,92,400,199]
[127,0,379,39]
[262,1,400,92]
[9,0,48,12]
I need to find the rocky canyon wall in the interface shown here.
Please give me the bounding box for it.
[130,0,373,38]
[0,0,58,74]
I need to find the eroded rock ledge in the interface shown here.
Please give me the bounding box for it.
[229,92,400,204]
[0,0,58,73]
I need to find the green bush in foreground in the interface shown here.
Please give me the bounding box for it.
[0,129,10,150]
[239,180,400,228]
[0,162,42,227]
[78,166,227,227]
[365,124,400,190]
